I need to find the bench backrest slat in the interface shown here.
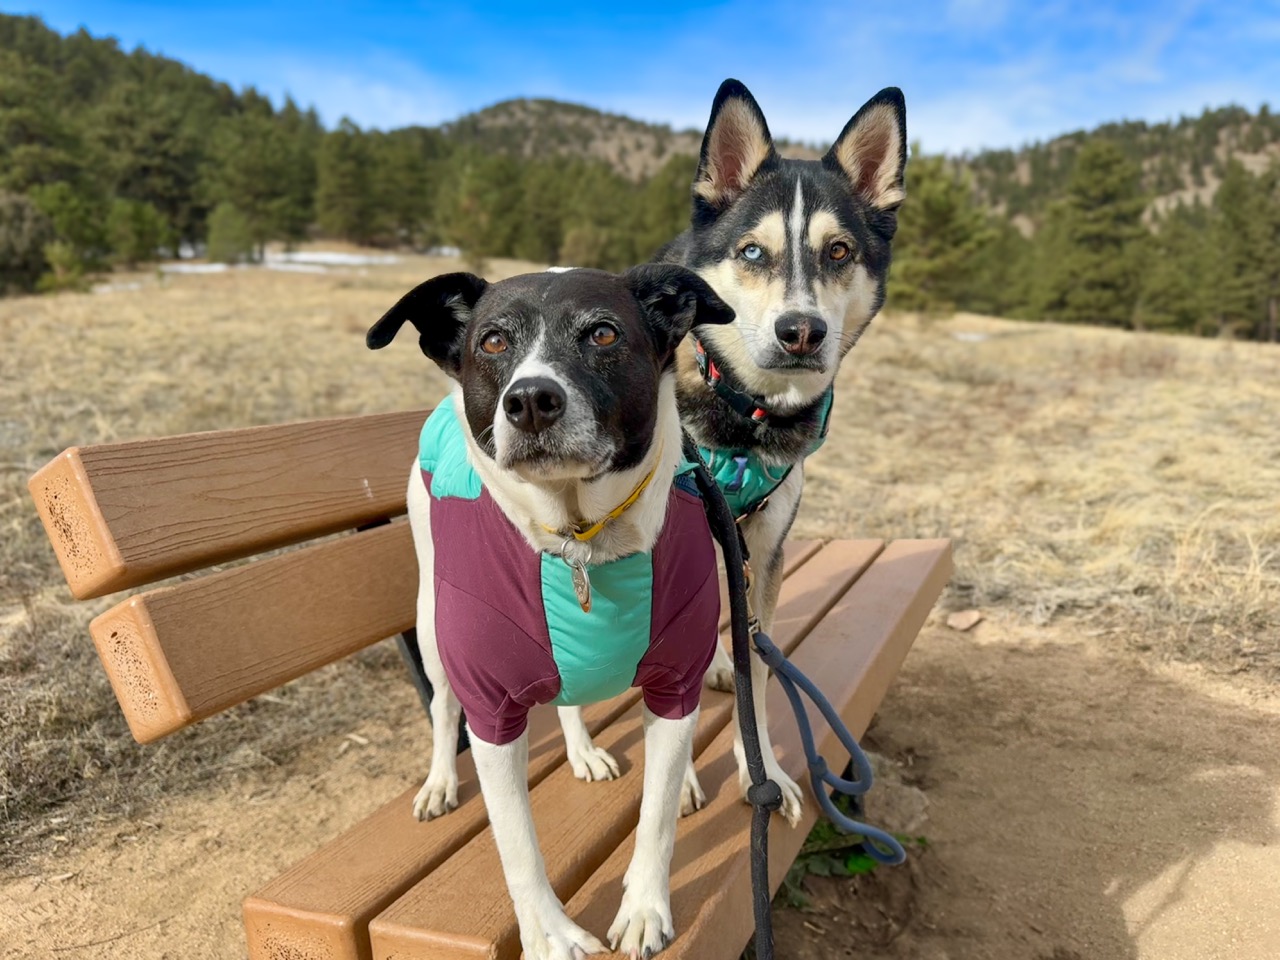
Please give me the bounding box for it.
[90,522,417,743]
[29,409,427,599]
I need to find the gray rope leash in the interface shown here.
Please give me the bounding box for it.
[750,630,906,864]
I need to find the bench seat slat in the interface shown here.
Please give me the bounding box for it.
[242,540,833,960]
[29,409,427,599]
[565,538,954,960]
[365,539,886,960]
[91,522,418,743]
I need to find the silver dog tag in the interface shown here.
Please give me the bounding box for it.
[568,556,592,613]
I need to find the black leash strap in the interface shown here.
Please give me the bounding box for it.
[683,433,905,959]
[685,434,780,955]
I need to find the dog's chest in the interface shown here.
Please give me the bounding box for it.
[417,402,720,744]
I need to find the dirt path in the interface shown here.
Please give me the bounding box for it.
[775,616,1280,960]
[4,617,1278,959]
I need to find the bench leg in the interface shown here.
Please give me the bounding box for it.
[396,627,469,752]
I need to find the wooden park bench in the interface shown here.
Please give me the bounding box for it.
[28,408,951,960]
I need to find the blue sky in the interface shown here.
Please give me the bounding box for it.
[13,1,1280,154]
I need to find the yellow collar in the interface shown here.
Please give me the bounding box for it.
[539,446,662,543]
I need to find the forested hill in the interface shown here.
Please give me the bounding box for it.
[965,107,1280,227]
[1,13,1278,340]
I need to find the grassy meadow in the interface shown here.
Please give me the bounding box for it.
[2,249,1278,865]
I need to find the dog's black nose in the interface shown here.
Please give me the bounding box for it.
[775,313,828,356]
[503,377,567,433]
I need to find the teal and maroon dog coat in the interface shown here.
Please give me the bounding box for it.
[420,399,720,746]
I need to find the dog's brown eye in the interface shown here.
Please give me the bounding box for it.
[589,324,618,347]
[829,241,852,262]
[481,332,508,354]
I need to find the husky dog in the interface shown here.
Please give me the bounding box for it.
[367,265,735,959]
[657,80,908,825]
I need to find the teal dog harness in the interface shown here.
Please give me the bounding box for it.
[692,338,834,519]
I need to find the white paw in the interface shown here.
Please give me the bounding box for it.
[678,762,706,818]
[702,646,735,693]
[411,768,459,821]
[567,742,620,783]
[608,886,674,959]
[734,743,804,827]
[518,903,607,960]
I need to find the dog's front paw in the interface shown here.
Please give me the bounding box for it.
[411,768,459,821]
[734,746,804,827]
[608,887,674,959]
[567,741,620,783]
[702,645,735,693]
[678,760,706,818]
[518,904,607,960]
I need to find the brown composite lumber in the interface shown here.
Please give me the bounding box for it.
[243,539,831,960]
[365,539,886,960]
[28,409,427,599]
[565,538,954,960]
[90,521,418,743]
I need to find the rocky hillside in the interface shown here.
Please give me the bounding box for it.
[964,105,1280,226]
[441,97,821,180]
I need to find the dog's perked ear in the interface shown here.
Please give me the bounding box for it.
[624,264,735,362]
[365,272,489,377]
[693,79,780,217]
[823,87,908,215]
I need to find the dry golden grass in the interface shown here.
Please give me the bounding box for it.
[799,311,1280,676]
[2,250,1277,866]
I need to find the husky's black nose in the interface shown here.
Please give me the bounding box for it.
[775,313,827,356]
[503,377,567,433]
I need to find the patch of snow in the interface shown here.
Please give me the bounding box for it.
[951,332,990,343]
[160,263,230,274]
[92,281,145,294]
[424,245,461,257]
[267,251,399,267]
[265,262,329,274]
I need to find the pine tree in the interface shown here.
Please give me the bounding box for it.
[316,119,375,244]
[888,149,993,314]
[0,190,54,292]
[959,218,1033,318]
[1043,140,1147,327]
[204,106,298,259]
[92,79,203,248]
[1135,204,1209,333]
[633,154,697,260]
[1209,159,1267,336]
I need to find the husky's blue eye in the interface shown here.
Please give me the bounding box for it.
[741,244,764,262]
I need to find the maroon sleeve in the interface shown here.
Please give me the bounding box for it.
[633,488,721,720]
[434,578,561,745]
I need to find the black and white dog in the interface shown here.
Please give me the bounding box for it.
[657,80,908,825]
[367,266,735,959]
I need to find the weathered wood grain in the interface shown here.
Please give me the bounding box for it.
[91,521,418,743]
[29,409,427,599]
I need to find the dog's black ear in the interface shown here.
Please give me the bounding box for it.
[366,272,488,376]
[624,264,735,361]
[693,79,780,218]
[823,87,908,214]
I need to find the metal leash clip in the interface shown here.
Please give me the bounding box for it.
[562,537,592,613]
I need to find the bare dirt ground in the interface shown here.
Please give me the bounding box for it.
[2,251,1278,958]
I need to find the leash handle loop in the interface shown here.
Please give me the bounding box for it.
[754,629,907,866]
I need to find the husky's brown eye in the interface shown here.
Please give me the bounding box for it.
[829,241,852,262]
[481,332,508,354]
[589,324,619,347]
